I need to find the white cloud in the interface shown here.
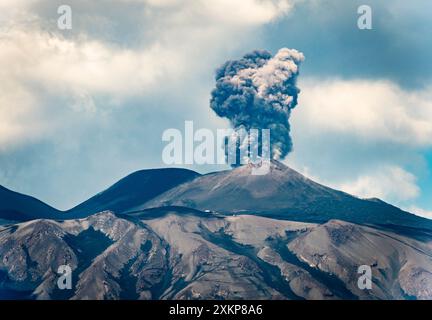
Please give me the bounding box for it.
[336,166,420,202]
[407,206,432,220]
[196,0,292,26]
[0,30,183,95]
[295,79,432,146]
[291,163,421,204]
[286,77,432,215]
[286,78,432,216]
[0,0,295,149]
[0,83,41,149]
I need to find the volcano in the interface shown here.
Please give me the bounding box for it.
[141,160,432,233]
[1,161,432,300]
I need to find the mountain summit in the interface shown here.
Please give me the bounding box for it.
[1,161,432,300]
[1,161,430,234]
[66,168,199,218]
[142,160,432,232]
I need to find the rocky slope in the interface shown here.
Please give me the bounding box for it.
[1,161,432,300]
[1,209,431,300]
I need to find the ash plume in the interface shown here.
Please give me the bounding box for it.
[210,48,304,162]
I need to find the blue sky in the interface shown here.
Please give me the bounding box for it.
[0,0,431,217]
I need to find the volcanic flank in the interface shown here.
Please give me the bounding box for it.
[140,160,432,232]
[2,160,432,300]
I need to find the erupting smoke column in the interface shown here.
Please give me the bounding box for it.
[210,48,304,163]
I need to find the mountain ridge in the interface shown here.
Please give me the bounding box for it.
[0,168,200,221]
[1,162,431,233]
[65,168,200,218]
[141,161,432,231]
[2,162,432,300]
[0,185,60,221]
[1,209,431,299]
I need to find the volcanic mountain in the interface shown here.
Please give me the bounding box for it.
[1,161,432,300]
[2,209,432,300]
[2,161,430,234]
[141,161,432,233]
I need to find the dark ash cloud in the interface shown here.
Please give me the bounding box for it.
[210,48,304,162]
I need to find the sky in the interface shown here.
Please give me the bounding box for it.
[0,0,431,218]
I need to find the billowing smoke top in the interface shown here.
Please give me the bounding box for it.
[210,48,304,161]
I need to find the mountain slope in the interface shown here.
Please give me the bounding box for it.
[2,162,430,233]
[66,168,200,218]
[1,210,431,300]
[0,185,60,221]
[142,161,432,231]
[1,168,199,222]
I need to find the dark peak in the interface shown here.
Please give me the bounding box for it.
[66,167,200,217]
[106,167,200,192]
